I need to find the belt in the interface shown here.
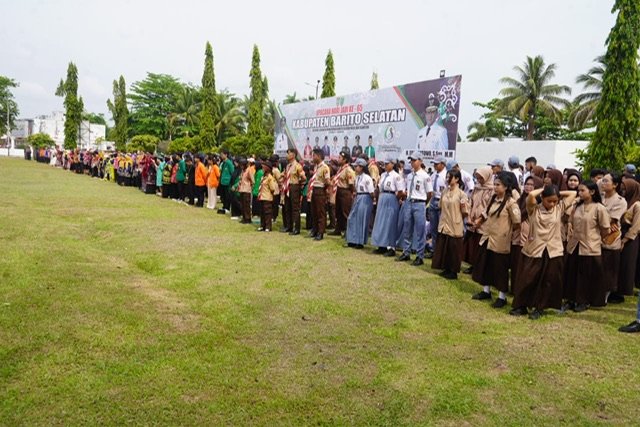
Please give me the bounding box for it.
[409,198,426,203]
[381,190,395,194]
[356,192,372,195]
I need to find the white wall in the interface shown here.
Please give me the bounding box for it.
[456,140,588,172]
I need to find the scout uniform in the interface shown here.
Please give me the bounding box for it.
[308,161,331,240]
[282,158,306,234]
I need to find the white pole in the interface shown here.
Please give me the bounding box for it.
[6,101,10,157]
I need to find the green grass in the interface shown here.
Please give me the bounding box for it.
[1,157,640,426]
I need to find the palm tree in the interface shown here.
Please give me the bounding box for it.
[174,86,201,137]
[283,92,299,104]
[499,55,571,140]
[569,55,604,130]
[214,90,245,146]
[466,121,505,142]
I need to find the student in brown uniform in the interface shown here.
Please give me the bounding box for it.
[616,178,640,300]
[472,171,521,308]
[238,158,255,224]
[281,148,306,235]
[600,172,628,303]
[563,180,611,312]
[270,155,282,223]
[510,185,577,319]
[307,148,331,241]
[432,169,469,280]
[329,151,356,236]
[463,166,494,274]
[257,161,279,232]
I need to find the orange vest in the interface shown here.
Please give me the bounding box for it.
[195,162,208,186]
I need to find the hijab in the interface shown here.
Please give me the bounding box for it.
[623,177,640,209]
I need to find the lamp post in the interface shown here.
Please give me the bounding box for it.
[304,79,321,100]
[6,100,11,157]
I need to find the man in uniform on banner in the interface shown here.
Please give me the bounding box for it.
[365,135,376,159]
[314,136,321,150]
[275,117,289,152]
[321,136,331,159]
[416,105,449,152]
[330,136,340,159]
[351,135,363,159]
[303,136,313,162]
[341,136,350,157]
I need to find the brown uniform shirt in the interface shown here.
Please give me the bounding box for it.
[285,160,305,185]
[623,201,640,241]
[272,168,282,195]
[522,200,566,259]
[438,187,469,238]
[238,167,255,193]
[479,197,521,254]
[567,202,611,256]
[602,193,627,250]
[368,162,380,186]
[467,184,494,233]
[312,163,331,188]
[258,174,278,202]
[335,165,356,189]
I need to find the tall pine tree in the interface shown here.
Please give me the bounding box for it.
[247,44,265,140]
[200,41,217,151]
[584,0,640,173]
[56,62,82,149]
[321,50,335,98]
[107,75,129,151]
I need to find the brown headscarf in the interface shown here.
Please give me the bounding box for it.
[474,166,494,190]
[544,168,564,189]
[623,177,640,209]
[531,165,545,180]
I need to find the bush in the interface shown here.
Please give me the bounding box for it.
[27,133,55,149]
[127,134,159,153]
[167,135,201,154]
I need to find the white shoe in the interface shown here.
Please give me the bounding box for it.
[264,229,271,232]
[230,216,240,220]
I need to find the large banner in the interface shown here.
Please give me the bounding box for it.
[274,75,462,163]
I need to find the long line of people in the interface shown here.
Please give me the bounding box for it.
[32,147,640,332]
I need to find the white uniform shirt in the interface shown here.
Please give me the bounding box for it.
[511,168,524,188]
[460,168,475,197]
[355,173,375,194]
[378,170,405,193]
[416,122,449,151]
[406,169,433,201]
[431,168,447,199]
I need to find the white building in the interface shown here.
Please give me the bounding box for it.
[13,111,106,150]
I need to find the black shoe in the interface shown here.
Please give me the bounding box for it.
[374,247,387,254]
[396,254,411,262]
[313,234,323,241]
[438,270,449,277]
[528,309,543,320]
[561,301,576,312]
[384,249,396,257]
[443,272,458,280]
[328,230,342,236]
[355,244,364,249]
[307,231,317,238]
[411,258,424,266]
[289,229,300,236]
[509,307,528,316]
[346,243,356,248]
[463,267,473,274]
[280,227,291,233]
[573,303,589,313]
[472,291,492,300]
[491,298,507,309]
[619,320,640,333]
[217,209,226,214]
[425,251,433,259]
[608,293,625,304]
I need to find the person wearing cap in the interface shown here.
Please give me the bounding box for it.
[238,158,255,223]
[508,155,524,188]
[623,164,637,179]
[364,135,376,160]
[397,152,433,266]
[275,117,289,152]
[308,148,332,240]
[488,159,504,176]
[371,158,405,256]
[281,148,306,235]
[416,105,449,151]
[328,151,356,237]
[345,158,375,248]
[193,154,208,207]
[217,150,235,214]
[426,155,448,257]
[351,135,363,159]
[341,136,350,157]
[256,161,279,232]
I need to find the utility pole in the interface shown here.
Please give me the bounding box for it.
[6,101,10,157]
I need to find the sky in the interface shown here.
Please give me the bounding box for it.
[1,0,616,138]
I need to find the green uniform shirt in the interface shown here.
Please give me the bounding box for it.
[220,158,234,186]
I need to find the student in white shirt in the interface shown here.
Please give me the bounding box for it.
[371,158,406,256]
[346,158,375,249]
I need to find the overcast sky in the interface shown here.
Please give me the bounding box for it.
[1,0,615,137]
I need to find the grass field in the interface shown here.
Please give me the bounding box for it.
[1,157,640,426]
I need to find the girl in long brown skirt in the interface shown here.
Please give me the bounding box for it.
[600,172,627,303]
[432,170,468,279]
[563,180,611,312]
[471,171,521,309]
[510,185,576,319]
[616,177,640,299]
[463,166,494,274]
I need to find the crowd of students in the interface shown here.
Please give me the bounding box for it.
[32,146,640,332]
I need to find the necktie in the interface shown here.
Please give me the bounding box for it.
[426,126,431,136]
[433,173,439,194]
[409,174,415,199]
